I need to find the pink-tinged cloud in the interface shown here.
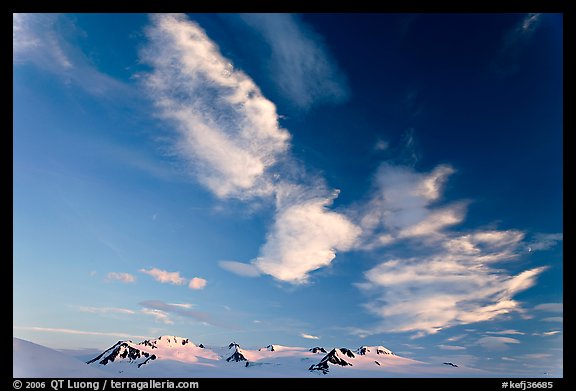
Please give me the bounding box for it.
[139,268,186,285]
[189,277,207,290]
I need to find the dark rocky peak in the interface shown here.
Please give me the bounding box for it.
[258,344,275,352]
[87,342,151,366]
[309,347,327,354]
[338,348,355,358]
[443,362,458,367]
[228,342,240,350]
[309,347,354,374]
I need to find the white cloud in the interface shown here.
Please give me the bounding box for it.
[139,300,223,328]
[542,317,563,323]
[106,272,136,283]
[141,308,174,325]
[77,306,135,315]
[475,336,520,350]
[532,330,561,337]
[14,326,151,340]
[168,303,194,309]
[528,233,563,251]
[237,13,349,109]
[534,303,563,313]
[445,334,466,342]
[438,344,466,351]
[139,268,186,285]
[486,330,525,336]
[141,13,290,200]
[358,163,456,248]
[301,333,319,340]
[218,260,261,277]
[13,13,127,95]
[352,163,549,337]
[189,277,207,290]
[521,353,552,360]
[253,186,360,284]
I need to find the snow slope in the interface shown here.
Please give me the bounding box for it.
[13,338,107,378]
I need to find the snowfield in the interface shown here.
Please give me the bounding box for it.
[15,335,488,378]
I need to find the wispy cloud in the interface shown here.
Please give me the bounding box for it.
[139,268,186,285]
[106,272,136,283]
[486,330,525,336]
[218,260,262,277]
[139,300,230,329]
[520,353,552,360]
[491,13,543,75]
[76,306,136,315]
[352,163,551,337]
[301,333,320,340]
[141,13,290,200]
[532,330,561,337]
[475,336,520,350]
[534,303,563,313]
[438,344,466,351]
[541,317,563,323]
[13,13,128,96]
[140,308,174,325]
[527,233,563,252]
[357,163,457,248]
[14,326,151,340]
[236,13,349,110]
[189,277,207,290]
[168,303,195,309]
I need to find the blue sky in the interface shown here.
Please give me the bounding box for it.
[13,13,563,375]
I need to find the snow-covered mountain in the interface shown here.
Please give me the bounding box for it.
[15,335,485,378]
[13,338,107,378]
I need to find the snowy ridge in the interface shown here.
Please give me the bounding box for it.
[16,336,487,377]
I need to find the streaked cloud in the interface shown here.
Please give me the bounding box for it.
[138,300,229,329]
[168,303,195,309]
[218,260,261,277]
[14,326,151,340]
[13,13,128,95]
[140,308,174,325]
[139,268,187,285]
[542,317,563,323]
[532,330,561,337]
[76,306,136,315]
[438,344,466,351]
[106,272,136,283]
[475,336,520,350]
[189,277,207,290]
[486,330,525,336]
[527,233,563,252]
[141,13,290,200]
[301,333,320,340]
[534,303,563,313]
[237,13,349,109]
[520,353,552,360]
